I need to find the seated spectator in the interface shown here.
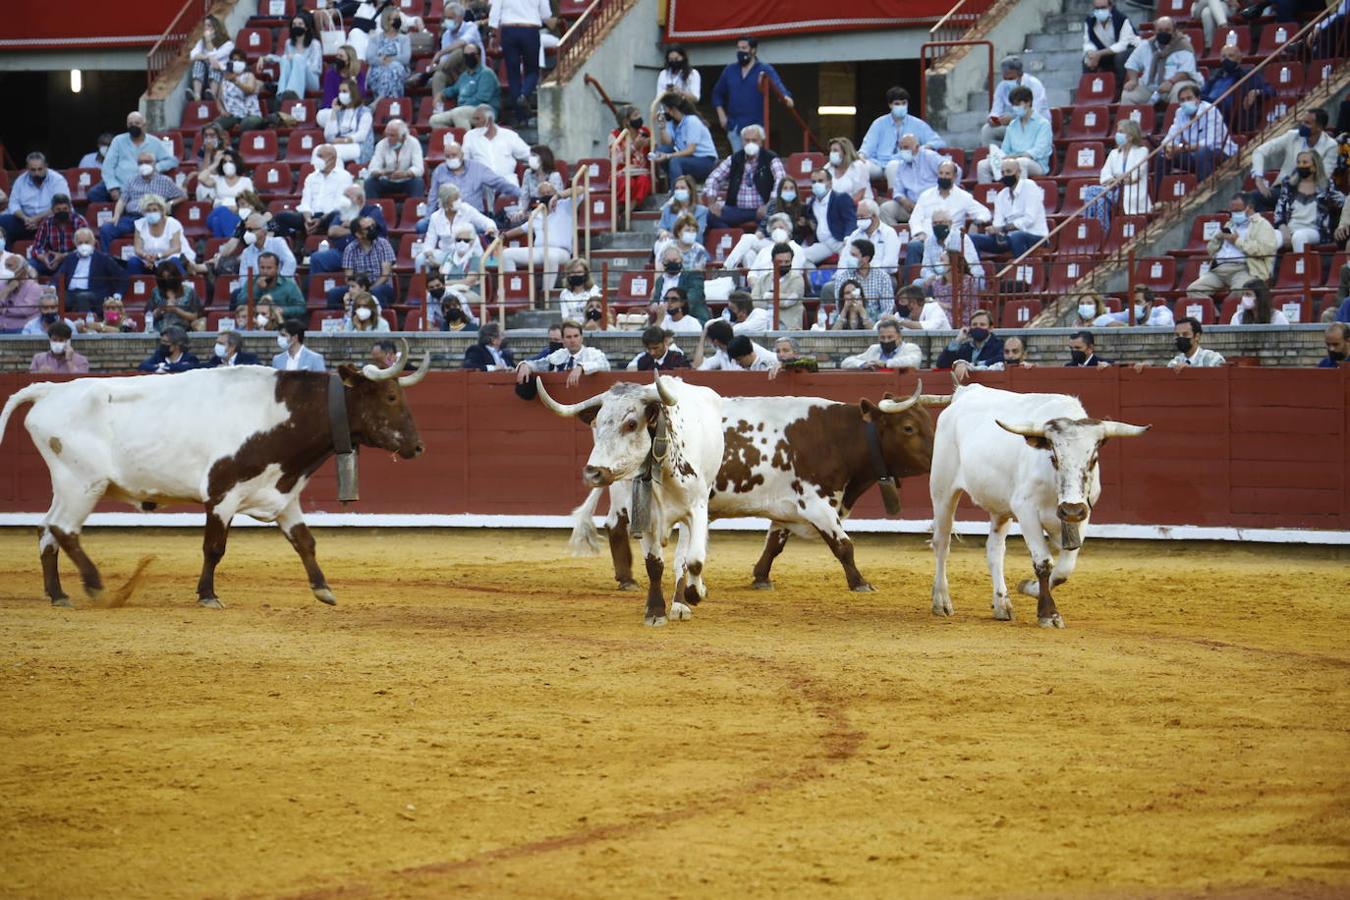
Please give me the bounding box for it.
[248,298,286,331]
[1167,316,1224,368]
[238,214,299,279]
[204,189,267,276]
[324,78,375,164]
[188,15,232,101]
[425,141,521,229]
[79,132,115,170]
[695,319,779,370]
[464,105,530,187]
[830,279,874,330]
[330,216,396,307]
[0,152,70,246]
[1273,151,1343,253]
[662,288,705,334]
[196,122,229,171]
[1254,110,1340,211]
[726,291,771,334]
[651,244,709,318]
[437,226,485,313]
[515,319,610,387]
[749,242,805,328]
[505,144,565,226]
[580,296,614,332]
[859,86,945,182]
[204,330,261,367]
[1083,0,1138,88]
[838,199,901,279]
[722,208,805,275]
[894,283,952,331]
[1184,192,1276,300]
[365,118,425,200]
[342,290,391,331]
[1096,285,1175,326]
[0,255,44,333]
[139,325,200,374]
[904,160,991,274]
[147,261,203,333]
[1160,83,1238,182]
[302,180,389,274]
[971,160,1049,260]
[364,7,411,100]
[977,86,1052,183]
[558,257,602,320]
[915,209,985,291]
[1066,330,1112,366]
[90,110,178,204]
[30,193,88,276]
[424,3,484,107]
[264,12,322,98]
[196,150,254,238]
[1083,119,1151,228]
[653,92,719,184]
[273,320,326,371]
[654,44,701,112]
[98,152,185,251]
[436,290,479,333]
[58,229,124,315]
[233,252,305,319]
[530,324,565,361]
[319,46,365,114]
[882,134,945,227]
[1199,44,1273,132]
[499,182,581,292]
[980,57,1049,146]
[1073,293,1108,327]
[842,316,922,370]
[1319,322,1348,367]
[419,184,495,272]
[128,194,189,275]
[609,106,653,210]
[463,321,515,370]
[997,334,1035,368]
[1121,17,1199,106]
[430,42,499,130]
[702,124,786,229]
[828,238,894,320]
[774,336,818,370]
[654,174,709,259]
[86,295,137,334]
[30,321,89,374]
[628,326,690,371]
[368,339,409,373]
[935,309,1004,368]
[1192,0,1238,49]
[1228,279,1290,325]
[214,47,266,133]
[928,252,981,327]
[824,137,872,205]
[21,287,81,336]
[671,212,711,271]
[803,168,858,265]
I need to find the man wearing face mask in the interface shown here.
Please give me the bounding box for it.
[139,326,201,374]
[311,185,390,275]
[701,125,786,230]
[1121,16,1199,105]
[971,160,1049,260]
[914,210,986,292]
[424,140,520,228]
[842,317,922,370]
[1184,192,1277,301]
[488,0,555,126]
[203,331,261,368]
[365,118,426,200]
[79,133,116,170]
[859,87,945,182]
[1065,331,1112,367]
[1082,0,1137,92]
[822,205,899,303]
[711,36,793,152]
[1097,285,1175,327]
[720,211,806,275]
[276,145,355,242]
[233,252,305,320]
[881,134,947,227]
[1162,317,1224,369]
[0,152,71,247]
[56,229,123,315]
[426,2,485,104]
[825,239,894,320]
[1319,323,1349,367]
[420,184,496,273]
[99,150,186,251]
[802,169,858,265]
[977,87,1051,183]
[29,321,90,374]
[979,57,1049,147]
[1160,83,1238,182]
[1251,108,1338,210]
[936,309,1004,369]
[1199,44,1273,133]
[272,320,326,371]
[905,160,990,278]
[91,111,178,205]
[429,43,500,130]
[238,214,298,279]
[21,288,82,336]
[30,194,88,277]
[651,245,710,321]
[464,105,531,187]
[330,216,396,308]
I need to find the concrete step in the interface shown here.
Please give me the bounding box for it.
[948,109,991,135]
[1027,30,1083,52]
[591,229,656,250]
[1021,48,1084,79]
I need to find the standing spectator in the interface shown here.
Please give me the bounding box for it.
[463,321,516,370]
[365,118,425,199]
[464,105,531,187]
[1228,280,1290,325]
[628,326,691,371]
[1160,83,1237,182]
[1185,193,1277,300]
[30,194,86,276]
[267,13,323,98]
[99,153,185,251]
[609,107,652,210]
[1066,330,1112,366]
[1199,44,1273,132]
[711,36,793,152]
[204,331,261,367]
[749,242,805,328]
[21,287,81,336]
[275,145,354,241]
[429,41,500,129]
[93,111,178,204]
[0,152,70,246]
[841,317,922,369]
[859,87,946,181]
[29,321,89,374]
[971,159,1049,260]
[425,139,521,225]
[273,320,326,371]
[490,0,554,124]
[214,48,266,133]
[1273,152,1343,253]
[1121,17,1199,106]
[146,261,203,333]
[830,280,873,330]
[365,7,411,100]
[882,134,946,226]
[980,57,1050,146]
[1318,323,1348,367]
[332,215,396,307]
[237,214,298,279]
[499,182,581,292]
[138,326,200,374]
[196,149,255,238]
[935,310,1004,368]
[0,255,41,333]
[824,137,872,205]
[129,195,189,275]
[654,45,700,113]
[58,229,124,315]
[232,252,306,319]
[188,15,233,101]
[829,238,894,320]
[650,245,709,320]
[803,168,857,265]
[1252,110,1339,208]
[425,3,484,103]
[324,78,375,163]
[652,93,719,185]
[654,174,709,259]
[1083,119,1151,227]
[419,185,495,272]
[557,257,602,320]
[515,319,610,386]
[977,86,1051,183]
[1166,317,1225,368]
[78,133,114,170]
[1083,0,1137,89]
[904,160,990,276]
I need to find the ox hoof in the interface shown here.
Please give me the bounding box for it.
[851,582,876,593]
[1038,614,1065,629]
[670,601,693,621]
[643,614,667,628]
[199,597,225,610]
[751,579,774,590]
[616,580,640,592]
[992,597,1013,621]
[50,596,74,609]
[84,586,104,602]
[313,587,337,606]
[931,596,953,617]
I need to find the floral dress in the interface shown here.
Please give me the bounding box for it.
[364,32,410,100]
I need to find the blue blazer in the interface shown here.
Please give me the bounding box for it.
[203,351,262,367]
[463,343,515,371]
[272,346,326,371]
[935,334,1005,369]
[805,191,858,243]
[57,251,125,299]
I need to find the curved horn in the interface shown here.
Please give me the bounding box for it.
[997,420,1046,438]
[653,369,679,406]
[536,378,606,418]
[1101,420,1151,439]
[361,338,410,382]
[397,349,432,388]
[917,394,954,407]
[876,379,923,414]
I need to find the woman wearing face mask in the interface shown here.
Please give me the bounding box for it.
[654,175,708,260]
[213,50,266,133]
[196,123,228,171]
[722,210,806,275]
[129,195,186,276]
[147,261,203,333]
[557,258,602,321]
[1083,119,1151,229]
[421,183,496,272]
[653,44,700,112]
[436,223,485,313]
[198,150,256,238]
[364,7,411,100]
[265,13,323,98]
[1229,279,1290,326]
[1072,292,1108,328]
[204,189,268,277]
[0,256,41,334]
[609,106,653,209]
[829,280,873,330]
[580,296,614,333]
[188,15,233,102]
[321,46,366,113]
[672,213,710,271]
[1273,151,1343,254]
[83,296,135,333]
[324,76,375,163]
[343,290,391,331]
[251,299,285,331]
[825,137,872,205]
[505,145,565,226]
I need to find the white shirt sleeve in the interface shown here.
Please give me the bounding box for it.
[919,301,952,330]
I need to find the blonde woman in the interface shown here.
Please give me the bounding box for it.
[1273,150,1343,253]
[654,173,708,259]
[1084,119,1151,230]
[364,7,411,101]
[826,137,872,204]
[344,290,390,331]
[558,258,601,321]
[130,194,186,275]
[1072,292,1107,327]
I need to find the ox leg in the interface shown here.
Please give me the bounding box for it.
[278,502,336,606]
[46,485,104,602]
[608,510,639,591]
[987,515,1014,621]
[811,512,871,592]
[641,530,666,627]
[196,505,233,609]
[39,526,71,608]
[751,525,791,589]
[1013,509,1064,629]
[930,488,961,617]
[678,502,710,614]
[670,523,693,621]
[1018,515,1086,620]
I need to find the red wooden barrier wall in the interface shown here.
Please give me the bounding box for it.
[2,369,1348,530]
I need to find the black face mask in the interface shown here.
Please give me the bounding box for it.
[335,58,348,71]
[547,340,564,352]
[128,125,144,139]
[1000,173,1018,188]
[54,210,70,222]
[586,308,603,321]
[879,340,897,354]
[1221,57,1239,72]
[1175,336,1193,353]
[1004,357,1022,367]
[445,307,463,321]
[427,286,443,300]
[932,224,951,241]
[664,261,682,275]
[464,54,479,69]
[778,264,791,276]
[1070,349,1088,365]
[1156,31,1173,45]
[1327,349,1346,362]
[667,58,683,71]
[629,118,643,129]
[568,274,586,287]
[364,226,378,239]
[737,51,752,65]
[41,312,58,324]
[291,25,306,39]
[937,177,953,191]
[389,15,402,29]
[896,304,911,318]
[1297,166,1314,179]
[668,305,685,317]
[969,327,990,342]
[30,172,45,184]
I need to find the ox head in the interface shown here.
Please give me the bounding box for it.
[337,338,430,459]
[858,381,951,477]
[537,371,680,487]
[996,417,1149,523]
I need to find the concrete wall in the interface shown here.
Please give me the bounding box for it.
[925,0,1063,120]
[0,50,147,72]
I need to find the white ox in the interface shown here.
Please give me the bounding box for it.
[929,383,1148,628]
[537,371,724,626]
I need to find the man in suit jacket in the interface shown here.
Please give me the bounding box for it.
[802,168,858,265]
[650,245,711,322]
[272,319,326,371]
[204,331,262,367]
[57,228,125,315]
[935,309,1005,368]
[1066,330,1112,367]
[462,321,516,370]
[138,325,200,374]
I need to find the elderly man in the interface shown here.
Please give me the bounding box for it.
[859,86,945,180]
[310,184,390,274]
[204,331,261,368]
[57,228,124,314]
[1251,108,1338,208]
[274,144,353,240]
[331,215,396,308]
[824,199,901,298]
[420,183,496,272]
[651,244,709,318]
[1083,0,1137,91]
[0,152,71,246]
[91,110,177,204]
[904,159,991,275]
[425,3,484,103]
[916,209,985,290]
[979,57,1049,146]
[30,193,87,276]
[238,214,298,278]
[1121,16,1199,106]
[424,138,520,227]
[98,149,185,250]
[365,118,425,200]
[1184,192,1277,301]
[0,255,41,333]
[977,86,1052,183]
[463,105,531,187]
[970,159,1049,261]
[231,251,305,319]
[700,124,787,229]
[1200,44,1274,132]
[881,134,946,226]
[429,41,500,130]
[500,181,582,292]
[21,286,82,336]
[1161,82,1238,182]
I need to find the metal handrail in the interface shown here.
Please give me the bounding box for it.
[479,234,503,326]
[547,0,637,86]
[584,73,623,126]
[758,71,824,154]
[146,0,212,89]
[569,164,594,266]
[919,40,994,124]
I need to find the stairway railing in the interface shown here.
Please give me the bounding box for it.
[549,0,638,86]
[146,0,212,89]
[759,72,824,154]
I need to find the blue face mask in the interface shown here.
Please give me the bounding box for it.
[1114,132,1128,147]
[897,148,914,163]
[1012,105,1028,119]
[1180,100,1199,116]
[1231,211,1248,226]
[890,104,907,119]
[1093,7,1111,21]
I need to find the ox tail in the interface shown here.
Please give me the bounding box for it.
[0,384,54,447]
[567,487,605,557]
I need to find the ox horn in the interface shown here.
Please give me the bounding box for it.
[536,378,606,418]
[1101,420,1151,439]
[996,420,1046,438]
[877,380,923,414]
[917,393,953,407]
[361,338,410,382]
[653,369,679,406]
[398,348,432,388]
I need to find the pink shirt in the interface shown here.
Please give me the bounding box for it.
[30,350,90,374]
[0,280,42,332]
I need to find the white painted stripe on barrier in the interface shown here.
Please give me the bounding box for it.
[0,513,1347,544]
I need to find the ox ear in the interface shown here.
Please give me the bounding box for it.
[337,364,363,388]
[858,398,880,422]
[577,404,602,425]
[643,401,662,425]
[997,420,1052,451]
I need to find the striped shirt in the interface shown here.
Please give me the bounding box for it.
[341,237,396,279]
[33,212,89,255]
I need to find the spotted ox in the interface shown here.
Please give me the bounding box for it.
[929,383,1149,628]
[570,382,947,593]
[537,371,723,626]
[0,343,429,609]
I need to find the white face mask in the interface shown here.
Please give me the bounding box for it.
[1078,303,1096,319]
[276,334,291,349]
[236,206,252,219]
[49,341,67,355]
[138,163,154,177]
[1134,304,1147,320]
[0,267,13,282]
[214,343,228,358]
[355,307,372,321]
[76,243,94,258]
[243,231,258,246]
[257,312,271,327]
[770,227,789,243]
[222,161,237,176]
[446,157,462,170]
[338,91,352,106]
[673,188,689,203]
[1240,295,1256,310]
[856,218,871,231]
[743,142,760,158]
[528,154,541,171]
[232,60,246,74]
[454,239,474,253]
[811,182,828,198]
[679,230,696,245]
[841,253,859,269]
[829,150,843,166]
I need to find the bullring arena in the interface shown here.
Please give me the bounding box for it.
[1,369,1347,897]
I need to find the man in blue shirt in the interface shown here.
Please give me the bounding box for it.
[0,152,71,246]
[710,36,793,153]
[653,94,719,185]
[91,110,178,204]
[977,86,1052,182]
[859,87,947,181]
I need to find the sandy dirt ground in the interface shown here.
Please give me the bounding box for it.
[0,526,1346,899]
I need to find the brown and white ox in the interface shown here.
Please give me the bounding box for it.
[0,342,429,608]
[570,383,946,593]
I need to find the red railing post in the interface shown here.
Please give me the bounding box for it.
[1126,247,1136,326]
[601,261,609,331]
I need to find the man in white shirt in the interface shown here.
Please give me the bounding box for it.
[463,105,531,187]
[365,118,425,200]
[841,317,922,369]
[1251,109,1339,209]
[271,320,326,372]
[516,319,610,387]
[1121,17,1199,105]
[915,209,985,289]
[295,145,353,235]
[903,159,991,274]
[694,319,779,371]
[969,159,1048,261]
[837,199,901,279]
[1096,285,1175,327]
[489,0,555,126]
[500,181,578,289]
[726,292,772,334]
[1082,0,1138,90]
[1164,317,1225,369]
[979,57,1049,146]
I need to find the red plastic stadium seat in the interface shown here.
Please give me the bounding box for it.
[175,200,212,237]
[1325,252,1349,286]
[1274,294,1313,323]
[1158,173,1198,204]
[285,128,323,163]
[1108,214,1148,247]
[395,233,420,270]
[69,167,101,202]
[253,162,294,196]
[235,27,274,58]
[1046,257,1095,293]
[1274,252,1321,288]
[206,310,241,331]
[425,127,466,162]
[182,100,216,130]
[309,272,344,304]
[1058,218,1104,255]
[1170,214,1229,254]
[1203,26,1251,65]
[1065,107,1112,141]
[1001,298,1042,327]
[973,183,1000,209]
[1060,178,1098,215]
[214,274,246,305]
[784,152,826,181]
[1001,256,1046,290]
[1133,256,1178,291]
[703,227,740,264]
[497,271,533,307]
[276,97,317,127]
[616,270,656,303]
[1115,104,1156,133]
[125,275,156,304]
[1176,295,1216,324]
[398,197,428,230]
[373,97,416,127]
[1268,63,1304,98]
[1155,0,1190,19]
[369,198,396,227]
[1059,142,1106,178]
[572,157,612,188]
[1075,72,1116,106]
[239,129,279,163]
[1255,22,1298,57]
[578,191,614,231]
[154,132,185,164]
